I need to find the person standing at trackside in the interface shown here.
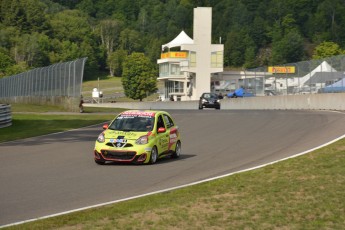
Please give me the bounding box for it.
[169,95,174,101]
[79,95,84,113]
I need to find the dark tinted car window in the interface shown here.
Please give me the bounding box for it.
[157,115,165,131]
[109,115,154,132]
[202,93,217,99]
[163,114,174,128]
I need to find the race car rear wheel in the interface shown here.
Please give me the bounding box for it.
[172,141,181,158]
[149,146,158,164]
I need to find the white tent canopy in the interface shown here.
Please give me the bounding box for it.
[162,30,194,50]
[287,61,337,86]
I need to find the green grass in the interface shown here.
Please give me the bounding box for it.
[10,103,71,113]
[81,75,163,102]
[0,104,123,143]
[4,138,345,229]
[0,114,115,142]
[82,76,124,98]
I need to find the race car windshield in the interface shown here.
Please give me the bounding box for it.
[109,115,155,132]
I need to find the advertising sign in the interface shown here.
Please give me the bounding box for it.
[161,52,187,59]
[268,66,295,74]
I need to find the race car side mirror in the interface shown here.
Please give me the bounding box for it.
[158,127,166,133]
[102,124,109,130]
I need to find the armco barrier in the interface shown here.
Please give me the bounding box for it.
[0,104,12,128]
[84,93,345,111]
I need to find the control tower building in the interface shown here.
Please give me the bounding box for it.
[157,7,224,101]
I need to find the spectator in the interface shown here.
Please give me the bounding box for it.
[79,95,84,113]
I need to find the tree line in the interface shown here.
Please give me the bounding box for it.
[1,0,345,80]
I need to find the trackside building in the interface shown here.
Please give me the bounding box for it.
[157,7,224,101]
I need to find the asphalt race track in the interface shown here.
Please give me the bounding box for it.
[1,110,345,226]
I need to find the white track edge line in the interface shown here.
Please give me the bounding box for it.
[1,133,345,229]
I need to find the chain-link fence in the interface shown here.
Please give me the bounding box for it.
[0,57,87,98]
[246,55,345,96]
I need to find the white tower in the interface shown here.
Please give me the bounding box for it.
[157,7,223,101]
[182,7,223,100]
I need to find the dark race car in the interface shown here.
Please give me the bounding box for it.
[198,92,221,110]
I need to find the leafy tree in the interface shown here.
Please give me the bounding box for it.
[50,0,80,9]
[224,30,255,67]
[271,30,304,64]
[117,0,140,22]
[120,29,143,54]
[148,2,169,38]
[48,40,80,63]
[5,61,28,76]
[144,37,164,63]
[33,33,51,67]
[3,0,345,78]
[49,9,91,43]
[122,52,157,101]
[249,16,268,47]
[76,0,97,17]
[0,26,20,50]
[0,0,47,33]
[312,41,344,59]
[98,19,123,57]
[48,9,100,71]
[12,32,50,67]
[108,49,127,77]
[173,4,193,31]
[0,51,15,77]
[21,0,48,32]
[244,46,256,69]
[96,19,123,75]
[137,8,148,33]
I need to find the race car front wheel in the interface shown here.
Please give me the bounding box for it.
[149,146,158,164]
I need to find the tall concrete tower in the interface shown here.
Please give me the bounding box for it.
[158,7,223,101]
[182,7,223,100]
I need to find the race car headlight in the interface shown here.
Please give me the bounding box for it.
[97,132,105,143]
[136,135,148,145]
[202,99,207,103]
[216,99,220,103]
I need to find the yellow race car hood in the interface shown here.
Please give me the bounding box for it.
[103,129,149,140]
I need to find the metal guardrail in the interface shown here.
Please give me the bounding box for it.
[0,104,12,128]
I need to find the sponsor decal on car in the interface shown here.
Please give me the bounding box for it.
[169,133,177,143]
[168,127,179,149]
[121,111,155,117]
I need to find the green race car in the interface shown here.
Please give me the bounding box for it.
[94,110,181,165]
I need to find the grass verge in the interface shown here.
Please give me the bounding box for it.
[82,76,123,98]
[0,114,115,143]
[0,104,124,143]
